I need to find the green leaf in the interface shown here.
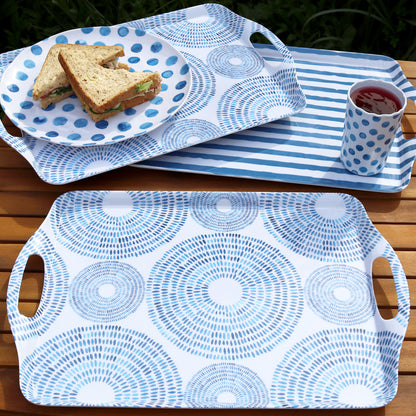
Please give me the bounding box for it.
[136,80,153,93]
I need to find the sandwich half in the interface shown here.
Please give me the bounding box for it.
[58,45,162,122]
[33,44,125,109]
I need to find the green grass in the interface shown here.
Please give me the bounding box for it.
[1,0,416,60]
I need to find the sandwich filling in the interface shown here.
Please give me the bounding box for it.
[40,85,72,100]
[83,80,160,115]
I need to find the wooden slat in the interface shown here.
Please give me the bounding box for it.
[399,60,416,77]
[0,191,59,216]
[1,167,416,198]
[0,191,416,218]
[0,272,42,301]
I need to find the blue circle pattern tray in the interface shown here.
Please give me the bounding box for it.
[7,191,410,408]
[0,4,306,178]
[0,28,191,146]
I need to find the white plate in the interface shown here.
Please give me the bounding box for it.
[0,26,191,146]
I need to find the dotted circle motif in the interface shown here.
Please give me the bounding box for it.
[207,45,264,78]
[161,119,223,151]
[260,193,381,261]
[217,72,300,131]
[305,264,377,325]
[50,191,188,259]
[271,328,402,408]
[147,233,303,360]
[20,325,183,407]
[190,191,259,231]
[185,363,269,408]
[70,261,145,322]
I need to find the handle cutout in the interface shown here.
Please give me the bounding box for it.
[18,254,44,318]
[250,32,273,46]
[372,257,398,320]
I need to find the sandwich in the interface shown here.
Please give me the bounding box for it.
[32,44,125,109]
[58,45,162,122]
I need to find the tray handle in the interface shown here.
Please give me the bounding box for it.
[6,233,44,335]
[247,22,296,68]
[377,244,410,330]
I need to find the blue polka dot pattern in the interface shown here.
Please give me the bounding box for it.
[70,261,145,322]
[190,191,259,231]
[7,230,69,341]
[170,52,216,120]
[147,233,303,360]
[161,119,222,151]
[50,191,188,259]
[20,325,182,407]
[207,45,264,78]
[271,329,402,408]
[260,193,381,261]
[185,363,268,408]
[0,26,191,146]
[305,264,377,325]
[341,80,405,176]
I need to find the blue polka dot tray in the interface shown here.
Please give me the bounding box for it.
[0,3,306,182]
[7,191,410,408]
[0,27,191,146]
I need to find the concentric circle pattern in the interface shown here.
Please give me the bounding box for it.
[260,193,381,261]
[147,233,303,360]
[148,4,244,48]
[7,230,69,341]
[190,191,259,231]
[50,191,188,259]
[271,328,402,408]
[161,119,223,151]
[305,264,377,325]
[170,53,216,120]
[185,363,269,408]
[33,134,162,183]
[70,261,145,322]
[20,325,183,407]
[207,46,264,78]
[217,72,301,131]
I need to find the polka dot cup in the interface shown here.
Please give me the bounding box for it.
[340,79,406,176]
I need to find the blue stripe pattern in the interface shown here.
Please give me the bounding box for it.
[139,45,416,193]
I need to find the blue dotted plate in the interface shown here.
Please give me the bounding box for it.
[0,26,191,146]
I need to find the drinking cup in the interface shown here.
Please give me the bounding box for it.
[340,79,406,176]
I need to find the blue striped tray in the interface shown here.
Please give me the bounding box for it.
[138,45,416,193]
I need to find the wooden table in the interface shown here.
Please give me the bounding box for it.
[1,60,415,416]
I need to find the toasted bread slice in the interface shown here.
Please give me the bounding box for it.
[33,44,124,108]
[58,45,162,121]
[83,83,162,122]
